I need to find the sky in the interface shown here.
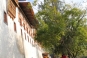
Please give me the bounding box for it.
[22,0,87,3]
[65,0,86,3]
[64,0,87,9]
[27,0,34,3]
[26,0,87,13]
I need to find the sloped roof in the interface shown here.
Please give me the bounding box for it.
[19,2,38,28]
[42,53,49,56]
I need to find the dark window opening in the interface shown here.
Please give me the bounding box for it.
[32,41,33,45]
[14,22,17,32]
[23,23,25,30]
[21,29,22,36]
[25,34,26,40]
[30,38,31,43]
[26,28,28,33]
[19,19,22,26]
[4,12,8,24]
[28,36,29,42]
[28,30,30,35]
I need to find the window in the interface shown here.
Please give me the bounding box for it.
[14,22,17,32]
[21,29,22,36]
[28,36,29,42]
[23,23,25,30]
[26,28,28,33]
[4,12,7,24]
[28,30,30,35]
[25,33,26,40]
[19,19,22,26]
[33,33,35,38]
[32,41,33,45]
[30,30,32,36]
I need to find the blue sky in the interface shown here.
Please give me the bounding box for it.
[27,0,34,3]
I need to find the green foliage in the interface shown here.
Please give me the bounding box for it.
[33,0,87,57]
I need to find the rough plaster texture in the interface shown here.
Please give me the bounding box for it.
[0,1,24,58]
[0,1,45,58]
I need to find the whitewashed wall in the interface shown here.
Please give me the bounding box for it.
[0,0,44,58]
[0,0,24,58]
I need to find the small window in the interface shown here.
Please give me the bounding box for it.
[23,23,25,30]
[25,33,26,40]
[26,28,28,33]
[32,41,33,45]
[4,12,7,24]
[28,30,30,35]
[33,33,35,38]
[21,29,22,36]
[14,22,17,32]
[28,36,29,42]
[19,19,22,26]
[30,38,31,43]
[30,31,32,36]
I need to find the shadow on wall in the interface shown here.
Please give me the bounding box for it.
[16,36,24,55]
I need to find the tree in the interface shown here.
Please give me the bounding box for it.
[34,0,65,51]
[33,0,87,58]
[56,7,87,58]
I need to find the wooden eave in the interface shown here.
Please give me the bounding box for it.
[19,2,38,28]
[42,53,49,56]
[12,0,19,7]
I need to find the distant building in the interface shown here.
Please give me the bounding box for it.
[0,0,45,58]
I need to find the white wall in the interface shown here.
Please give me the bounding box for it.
[16,7,44,58]
[0,0,24,58]
[0,0,44,58]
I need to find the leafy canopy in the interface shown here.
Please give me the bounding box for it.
[33,0,87,57]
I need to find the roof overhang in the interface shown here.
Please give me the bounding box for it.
[19,2,38,28]
[42,53,49,56]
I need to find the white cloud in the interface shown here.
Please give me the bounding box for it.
[32,0,44,13]
[61,0,87,10]
[81,1,87,10]
[32,0,87,13]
